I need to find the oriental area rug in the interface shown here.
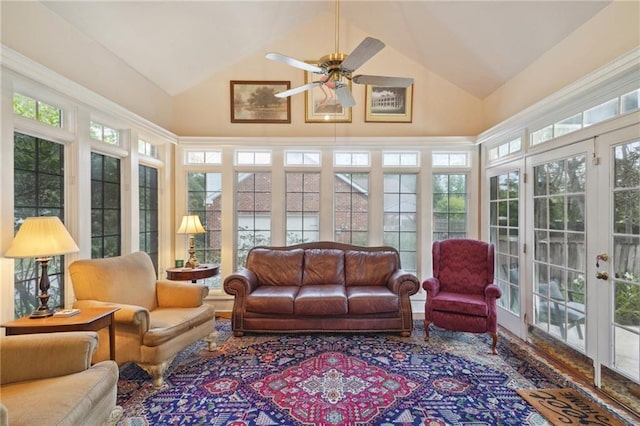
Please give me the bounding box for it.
[116,321,632,425]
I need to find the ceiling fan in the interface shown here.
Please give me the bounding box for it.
[265,0,413,108]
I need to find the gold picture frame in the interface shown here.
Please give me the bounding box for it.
[365,84,413,123]
[230,80,291,123]
[304,67,352,123]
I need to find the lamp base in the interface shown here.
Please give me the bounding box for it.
[29,306,54,318]
[184,256,199,269]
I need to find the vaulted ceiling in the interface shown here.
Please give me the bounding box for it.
[41,1,610,100]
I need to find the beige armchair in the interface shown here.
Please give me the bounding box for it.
[69,251,217,387]
[0,331,121,426]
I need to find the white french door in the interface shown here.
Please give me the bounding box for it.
[524,123,640,387]
[526,142,592,355]
[594,125,640,385]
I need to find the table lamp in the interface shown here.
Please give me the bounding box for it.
[5,216,80,318]
[177,214,205,268]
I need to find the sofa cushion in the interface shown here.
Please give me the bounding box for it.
[143,305,215,346]
[246,286,299,314]
[430,292,488,317]
[347,286,399,314]
[345,250,398,286]
[246,248,304,286]
[295,285,348,315]
[302,249,345,286]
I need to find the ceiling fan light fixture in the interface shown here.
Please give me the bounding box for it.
[264,0,413,108]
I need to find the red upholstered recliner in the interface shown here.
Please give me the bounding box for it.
[423,239,502,354]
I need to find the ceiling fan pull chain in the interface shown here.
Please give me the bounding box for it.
[335,0,340,54]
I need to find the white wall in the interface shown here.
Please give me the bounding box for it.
[171,11,484,138]
[482,0,640,130]
[0,1,174,130]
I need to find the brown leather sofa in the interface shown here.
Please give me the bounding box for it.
[224,242,420,336]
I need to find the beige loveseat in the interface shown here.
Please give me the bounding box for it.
[224,242,420,337]
[0,331,121,426]
[69,251,217,387]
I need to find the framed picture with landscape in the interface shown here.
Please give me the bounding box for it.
[365,84,413,123]
[230,80,291,123]
[304,67,352,123]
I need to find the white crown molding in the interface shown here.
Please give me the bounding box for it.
[477,47,640,145]
[1,45,178,144]
[178,136,477,148]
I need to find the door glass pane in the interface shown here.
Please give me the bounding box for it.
[490,171,520,314]
[533,155,587,352]
[611,140,640,382]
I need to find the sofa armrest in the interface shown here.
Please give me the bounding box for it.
[73,300,150,334]
[223,268,258,296]
[422,277,441,297]
[0,331,97,385]
[156,279,206,308]
[387,269,420,295]
[485,283,503,300]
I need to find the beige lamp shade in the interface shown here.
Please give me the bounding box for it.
[5,216,79,258]
[177,215,205,234]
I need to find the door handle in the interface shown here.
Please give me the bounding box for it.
[596,253,609,267]
[596,271,609,280]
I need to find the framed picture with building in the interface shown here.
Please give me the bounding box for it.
[364,84,413,123]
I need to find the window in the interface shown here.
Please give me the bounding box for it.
[621,89,639,114]
[530,89,638,146]
[187,172,223,289]
[138,139,158,158]
[335,152,370,167]
[554,114,582,138]
[90,121,119,146]
[488,137,523,161]
[185,151,222,165]
[91,153,121,258]
[383,173,418,273]
[237,172,271,267]
[139,165,158,273]
[383,152,419,167]
[433,152,469,167]
[285,151,321,166]
[531,125,554,146]
[13,132,66,317]
[236,150,271,165]
[583,98,618,127]
[13,93,62,128]
[286,173,320,244]
[334,173,369,245]
[490,171,521,314]
[432,174,467,240]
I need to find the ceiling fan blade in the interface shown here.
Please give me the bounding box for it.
[274,81,323,98]
[352,75,414,87]
[340,37,385,73]
[335,83,356,108]
[266,52,324,74]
